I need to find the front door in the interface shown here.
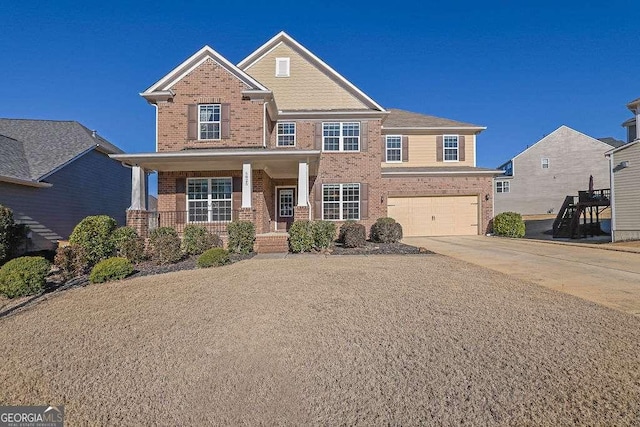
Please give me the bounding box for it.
[276,187,296,231]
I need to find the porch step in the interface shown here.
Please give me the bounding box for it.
[255,233,289,254]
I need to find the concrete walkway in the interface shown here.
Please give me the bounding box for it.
[404,236,640,316]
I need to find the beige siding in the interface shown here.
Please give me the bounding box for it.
[381,134,475,167]
[243,43,368,111]
[613,143,640,235]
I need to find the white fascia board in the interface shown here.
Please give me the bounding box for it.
[605,138,640,155]
[110,149,322,163]
[382,126,487,132]
[0,175,53,188]
[382,170,503,176]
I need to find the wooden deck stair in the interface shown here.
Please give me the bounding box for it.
[552,189,611,239]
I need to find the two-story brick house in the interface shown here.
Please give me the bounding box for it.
[112,32,500,251]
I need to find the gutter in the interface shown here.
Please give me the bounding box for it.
[0,175,52,188]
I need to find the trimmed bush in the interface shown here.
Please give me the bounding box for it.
[227,221,255,254]
[289,221,314,253]
[0,256,50,298]
[339,222,366,248]
[492,212,526,238]
[197,248,230,268]
[182,224,221,255]
[89,257,134,284]
[54,244,88,280]
[148,227,182,265]
[312,220,336,249]
[0,205,26,263]
[112,226,145,262]
[69,215,117,266]
[370,217,403,243]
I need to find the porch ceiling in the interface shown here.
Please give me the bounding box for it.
[110,149,321,178]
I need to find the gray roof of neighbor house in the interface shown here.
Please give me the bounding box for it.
[597,137,625,148]
[0,118,123,182]
[383,109,485,129]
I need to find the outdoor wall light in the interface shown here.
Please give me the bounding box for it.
[620,161,630,168]
[485,194,490,201]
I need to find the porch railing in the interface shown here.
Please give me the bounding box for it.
[148,210,243,234]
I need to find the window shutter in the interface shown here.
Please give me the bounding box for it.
[436,136,443,162]
[360,121,368,152]
[187,105,198,140]
[360,183,369,220]
[175,178,186,224]
[314,123,323,150]
[314,182,323,220]
[402,136,409,162]
[232,177,242,215]
[221,103,231,139]
[381,136,386,161]
[458,136,465,161]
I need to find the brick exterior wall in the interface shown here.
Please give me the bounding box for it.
[126,209,149,239]
[383,175,494,234]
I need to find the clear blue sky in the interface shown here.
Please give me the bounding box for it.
[1,1,637,195]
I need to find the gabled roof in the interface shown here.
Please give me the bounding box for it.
[0,118,123,184]
[238,31,385,112]
[141,45,269,101]
[383,109,485,130]
[626,97,640,110]
[606,138,640,155]
[596,137,625,148]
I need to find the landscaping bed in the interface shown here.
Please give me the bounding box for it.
[329,241,432,255]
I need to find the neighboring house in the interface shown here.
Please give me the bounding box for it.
[112,32,500,251]
[606,98,640,241]
[0,119,131,251]
[494,125,623,215]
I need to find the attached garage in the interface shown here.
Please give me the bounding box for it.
[387,196,479,237]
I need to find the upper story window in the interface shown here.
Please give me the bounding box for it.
[541,158,549,169]
[323,122,360,152]
[443,135,459,161]
[277,122,296,146]
[385,135,402,162]
[496,181,510,193]
[199,104,221,140]
[275,57,290,77]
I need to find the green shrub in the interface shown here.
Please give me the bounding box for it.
[54,244,88,280]
[0,256,50,298]
[289,221,314,253]
[69,215,118,266]
[493,212,526,238]
[0,205,27,263]
[89,257,134,284]
[182,224,221,255]
[112,226,145,262]
[197,248,230,268]
[339,222,366,248]
[148,227,182,265]
[312,220,336,249]
[227,221,255,254]
[370,217,403,243]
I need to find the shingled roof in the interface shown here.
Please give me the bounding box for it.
[597,137,625,148]
[0,119,123,183]
[384,109,485,129]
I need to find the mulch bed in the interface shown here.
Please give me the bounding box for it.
[129,252,255,279]
[329,241,433,255]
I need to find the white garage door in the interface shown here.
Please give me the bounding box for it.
[387,196,479,237]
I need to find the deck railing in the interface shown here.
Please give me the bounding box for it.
[578,188,610,204]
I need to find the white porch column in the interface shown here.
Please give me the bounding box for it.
[297,161,309,206]
[129,166,146,210]
[242,162,252,208]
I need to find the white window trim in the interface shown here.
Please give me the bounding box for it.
[198,104,221,141]
[321,183,361,221]
[443,134,459,162]
[186,177,233,223]
[496,180,510,193]
[276,121,296,147]
[385,135,403,163]
[541,158,550,169]
[275,57,290,77]
[322,122,361,152]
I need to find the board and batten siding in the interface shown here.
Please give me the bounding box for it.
[0,150,131,251]
[612,142,640,241]
[494,126,611,215]
[380,134,475,167]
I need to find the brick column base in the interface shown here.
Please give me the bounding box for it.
[238,208,254,222]
[126,209,149,239]
[294,206,309,221]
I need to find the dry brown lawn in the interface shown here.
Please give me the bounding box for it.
[1,255,639,425]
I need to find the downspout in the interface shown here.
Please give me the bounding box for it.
[609,154,616,242]
[154,104,159,152]
[263,102,267,148]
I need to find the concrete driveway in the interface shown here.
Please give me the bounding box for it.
[404,236,640,316]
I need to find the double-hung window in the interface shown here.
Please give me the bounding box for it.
[187,177,232,222]
[277,122,296,146]
[323,122,360,152]
[541,158,549,169]
[386,135,402,162]
[443,135,459,161]
[496,181,510,193]
[322,183,360,220]
[199,104,221,140]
